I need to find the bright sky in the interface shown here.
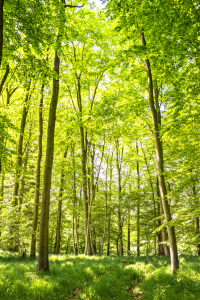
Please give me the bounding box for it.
[93,0,105,8]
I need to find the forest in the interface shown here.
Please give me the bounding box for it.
[0,0,200,299]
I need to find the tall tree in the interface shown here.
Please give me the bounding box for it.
[30,83,44,258]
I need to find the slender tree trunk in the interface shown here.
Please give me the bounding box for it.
[193,182,200,256]
[127,209,130,253]
[116,238,119,256]
[30,84,44,258]
[107,211,110,256]
[0,169,4,237]
[37,51,60,271]
[116,140,123,256]
[0,0,4,67]
[101,157,108,255]
[107,159,112,256]
[11,82,31,252]
[136,142,140,257]
[71,144,78,254]
[140,143,157,254]
[76,76,91,255]
[127,182,131,253]
[55,149,67,255]
[13,82,31,206]
[196,217,200,256]
[18,148,29,211]
[140,32,179,273]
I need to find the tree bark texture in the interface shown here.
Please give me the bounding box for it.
[30,84,44,258]
[37,51,60,271]
[140,32,179,273]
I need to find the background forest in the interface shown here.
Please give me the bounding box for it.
[0,0,200,276]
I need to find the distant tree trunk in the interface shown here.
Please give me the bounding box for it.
[127,183,131,253]
[136,142,140,257]
[116,238,119,256]
[192,182,200,256]
[71,144,78,254]
[18,145,29,211]
[76,76,91,255]
[30,83,44,258]
[0,0,4,67]
[101,157,109,255]
[11,82,31,252]
[0,169,4,237]
[55,149,67,255]
[140,143,157,254]
[37,50,60,272]
[196,217,200,256]
[107,212,111,256]
[116,140,123,256]
[13,82,31,206]
[140,32,179,273]
[107,155,113,256]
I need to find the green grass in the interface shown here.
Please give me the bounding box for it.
[0,251,200,299]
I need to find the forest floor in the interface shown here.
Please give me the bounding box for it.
[0,251,200,300]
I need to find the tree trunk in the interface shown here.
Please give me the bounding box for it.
[140,32,179,273]
[107,212,110,256]
[116,140,123,256]
[13,82,31,206]
[101,157,108,255]
[193,182,200,256]
[71,144,79,254]
[127,209,130,253]
[196,217,200,256]
[55,149,67,255]
[136,142,140,257]
[140,143,157,254]
[0,64,9,95]
[0,169,4,237]
[37,51,60,272]
[18,146,29,211]
[77,76,91,255]
[11,82,31,252]
[30,83,44,258]
[0,0,4,67]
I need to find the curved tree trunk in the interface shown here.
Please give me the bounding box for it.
[37,51,60,271]
[140,32,179,273]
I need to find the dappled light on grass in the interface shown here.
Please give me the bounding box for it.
[0,252,200,299]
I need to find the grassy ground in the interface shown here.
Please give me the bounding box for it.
[0,251,200,299]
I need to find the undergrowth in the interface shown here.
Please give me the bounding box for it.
[0,251,200,299]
